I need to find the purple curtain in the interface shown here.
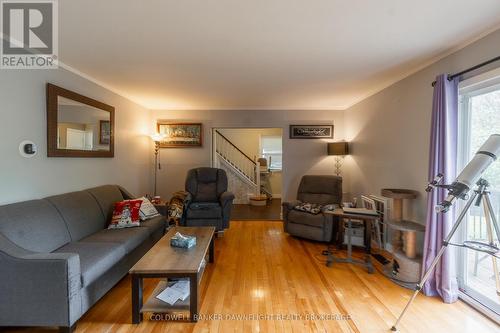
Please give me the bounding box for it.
[422,74,459,303]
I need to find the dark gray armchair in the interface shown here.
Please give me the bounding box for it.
[282,175,342,242]
[181,167,235,231]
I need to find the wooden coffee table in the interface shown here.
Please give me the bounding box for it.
[129,226,215,323]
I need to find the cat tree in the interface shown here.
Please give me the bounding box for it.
[381,189,425,287]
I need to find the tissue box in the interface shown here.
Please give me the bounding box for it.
[170,232,196,249]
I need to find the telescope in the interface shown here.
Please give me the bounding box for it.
[430,134,500,212]
[392,133,500,331]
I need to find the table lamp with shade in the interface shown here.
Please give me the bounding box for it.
[327,141,349,176]
[151,133,166,196]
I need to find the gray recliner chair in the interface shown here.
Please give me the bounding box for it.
[181,167,235,231]
[282,175,342,242]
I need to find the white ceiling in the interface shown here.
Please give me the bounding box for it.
[59,0,500,110]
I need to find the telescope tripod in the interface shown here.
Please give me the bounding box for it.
[391,179,500,331]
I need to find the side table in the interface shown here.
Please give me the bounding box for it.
[324,208,379,273]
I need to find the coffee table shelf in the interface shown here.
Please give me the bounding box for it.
[141,280,190,313]
[141,258,208,314]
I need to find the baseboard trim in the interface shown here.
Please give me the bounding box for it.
[459,291,500,324]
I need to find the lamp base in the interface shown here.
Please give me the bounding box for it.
[334,156,343,176]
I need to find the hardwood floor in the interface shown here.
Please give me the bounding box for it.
[5,221,498,333]
[231,199,282,220]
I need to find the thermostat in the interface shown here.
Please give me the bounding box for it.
[19,140,37,158]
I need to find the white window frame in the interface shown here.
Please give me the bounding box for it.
[259,135,282,171]
[457,68,500,323]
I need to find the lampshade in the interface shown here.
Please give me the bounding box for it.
[151,133,166,142]
[327,142,349,156]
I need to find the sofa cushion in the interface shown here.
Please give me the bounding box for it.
[86,185,125,222]
[0,199,71,253]
[288,209,325,228]
[81,227,151,253]
[47,191,105,241]
[186,202,222,219]
[140,215,166,235]
[54,241,126,287]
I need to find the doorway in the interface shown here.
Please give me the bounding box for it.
[212,127,283,220]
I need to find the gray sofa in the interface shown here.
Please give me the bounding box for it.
[0,185,165,332]
[181,167,234,231]
[282,175,342,242]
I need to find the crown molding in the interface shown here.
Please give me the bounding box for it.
[342,23,500,110]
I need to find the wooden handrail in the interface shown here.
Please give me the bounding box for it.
[215,130,256,165]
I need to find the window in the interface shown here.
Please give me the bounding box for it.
[260,135,282,170]
[457,68,500,318]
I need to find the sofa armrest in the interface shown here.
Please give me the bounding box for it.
[219,191,235,207]
[118,185,135,200]
[219,192,235,230]
[0,234,82,327]
[180,191,192,206]
[281,200,301,230]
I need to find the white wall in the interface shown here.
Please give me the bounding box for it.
[0,68,152,204]
[152,109,346,202]
[344,28,500,223]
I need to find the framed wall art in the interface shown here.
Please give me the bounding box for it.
[156,122,203,147]
[289,124,333,139]
[99,120,111,144]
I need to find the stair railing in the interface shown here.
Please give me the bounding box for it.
[215,130,257,185]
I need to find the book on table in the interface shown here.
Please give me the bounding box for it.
[156,279,190,305]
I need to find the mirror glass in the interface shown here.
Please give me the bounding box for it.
[56,96,111,151]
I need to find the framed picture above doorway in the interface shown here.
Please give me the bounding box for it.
[156,122,203,147]
[289,124,333,139]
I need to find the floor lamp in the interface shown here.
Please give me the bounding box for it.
[327,142,349,176]
[151,133,166,197]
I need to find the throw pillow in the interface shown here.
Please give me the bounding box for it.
[294,202,323,215]
[109,199,143,229]
[138,196,161,220]
[293,202,339,215]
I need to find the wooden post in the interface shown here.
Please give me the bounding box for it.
[392,197,404,251]
[393,198,403,221]
[381,189,418,254]
[404,231,417,259]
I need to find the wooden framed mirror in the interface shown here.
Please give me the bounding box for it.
[46,83,115,157]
